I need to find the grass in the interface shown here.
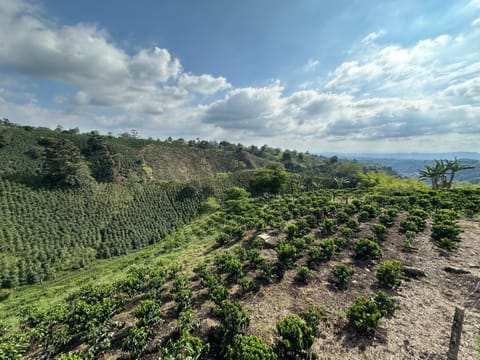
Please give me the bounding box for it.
[0,213,220,327]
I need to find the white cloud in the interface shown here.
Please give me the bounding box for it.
[326,32,480,98]
[178,73,231,95]
[0,0,229,120]
[361,30,386,45]
[442,76,480,101]
[304,59,320,71]
[472,17,480,26]
[1,0,480,153]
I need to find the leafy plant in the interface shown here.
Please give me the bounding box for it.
[376,260,404,287]
[353,237,383,261]
[374,291,399,316]
[212,300,250,341]
[296,266,313,284]
[275,314,317,359]
[346,296,383,333]
[371,223,388,241]
[225,335,277,360]
[329,263,354,288]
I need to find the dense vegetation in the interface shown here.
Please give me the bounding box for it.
[1,121,479,359]
[0,121,379,288]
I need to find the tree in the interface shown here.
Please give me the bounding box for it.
[418,160,446,190]
[86,135,115,182]
[444,158,474,188]
[39,138,92,187]
[419,159,474,189]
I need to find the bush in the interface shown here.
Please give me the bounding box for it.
[374,291,399,316]
[255,261,279,284]
[213,300,250,341]
[332,236,347,250]
[161,332,208,360]
[306,238,337,269]
[275,314,317,359]
[346,218,361,233]
[122,326,152,359]
[295,266,313,284]
[133,300,162,327]
[338,226,354,239]
[353,238,383,261]
[329,263,354,288]
[346,296,383,333]
[215,253,243,281]
[225,335,277,360]
[238,277,259,294]
[371,224,388,241]
[321,218,337,235]
[276,243,300,269]
[376,260,404,287]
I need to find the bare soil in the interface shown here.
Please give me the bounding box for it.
[244,218,480,360]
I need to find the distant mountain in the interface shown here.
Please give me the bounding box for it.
[320,152,480,161]
[319,152,480,184]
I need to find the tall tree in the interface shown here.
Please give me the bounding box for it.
[39,137,92,187]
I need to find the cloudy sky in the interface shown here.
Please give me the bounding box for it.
[1,0,479,153]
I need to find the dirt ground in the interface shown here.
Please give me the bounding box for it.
[245,218,480,360]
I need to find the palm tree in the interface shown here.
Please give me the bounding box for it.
[444,158,475,188]
[419,158,475,189]
[418,160,446,190]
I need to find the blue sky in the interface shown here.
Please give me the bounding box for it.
[1,0,479,153]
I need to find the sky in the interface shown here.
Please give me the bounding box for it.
[0,0,480,153]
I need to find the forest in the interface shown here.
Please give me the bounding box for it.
[0,121,479,359]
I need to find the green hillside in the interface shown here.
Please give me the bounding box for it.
[1,121,479,359]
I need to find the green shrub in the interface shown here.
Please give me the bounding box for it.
[329,263,354,288]
[399,219,419,233]
[338,226,354,239]
[371,223,388,241]
[161,332,208,360]
[346,218,361,232]
[376,260,404,287]
[122,326,152,359]
[238,277,259,294]
[374,291,399,316]
[321,218,337,235]
[275,314,317,359]
[213,300,250,341]
[178,309,199,333]
[225,335,277,360]
[346,296,383,333]
[353,238,382,261]
[133,300,162,327]
[208,284,230,305]
[332,236,347,250]
[276,243,300,269]
[215,253,243,281]
[431,222,461,242]
[435,237,458,250]
[336,211,350,224]
[358,210,370,222]
[296,266,313,284]
[255,261,279,284]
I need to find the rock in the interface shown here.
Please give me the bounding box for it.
[444,266,471,274]
[404,266,427,278]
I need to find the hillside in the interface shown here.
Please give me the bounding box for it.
[1,122,479,359]
[0,122,371,288]
[1,184,479,359]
